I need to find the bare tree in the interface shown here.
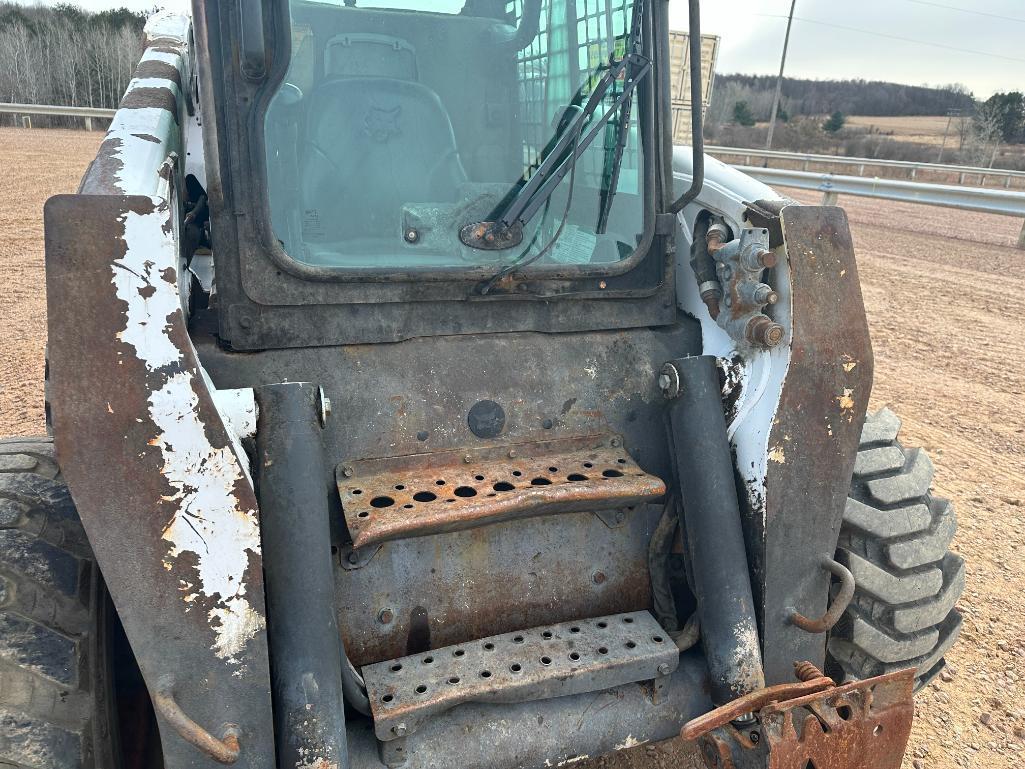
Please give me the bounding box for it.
[0,3,145,125]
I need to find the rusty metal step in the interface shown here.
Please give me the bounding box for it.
[362,610,678,742]
[336,434,665,549]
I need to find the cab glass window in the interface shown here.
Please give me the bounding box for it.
[265,0,648,270]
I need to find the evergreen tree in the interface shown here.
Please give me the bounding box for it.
[823,110,845,133]
[732,100,756,127]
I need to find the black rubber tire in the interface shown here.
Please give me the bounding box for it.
[827,409,965,691]
[0,436,118,768]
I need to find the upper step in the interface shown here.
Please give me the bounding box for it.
[336,434,665,548]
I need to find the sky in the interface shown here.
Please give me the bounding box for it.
[13,0,1024,98]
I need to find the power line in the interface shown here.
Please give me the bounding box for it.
[755,13,1025,64]
[902,0,1025,24]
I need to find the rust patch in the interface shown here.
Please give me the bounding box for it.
[691,668,915,769]
[135,59,183,89]
[337,434,665,548]
[121,86,178,118]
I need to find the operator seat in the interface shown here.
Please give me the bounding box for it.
[300,77,468,246]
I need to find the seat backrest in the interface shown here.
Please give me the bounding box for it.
[300,77,467,245]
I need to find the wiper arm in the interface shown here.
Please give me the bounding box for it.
[598,0,645,234]
[460,51,651,251]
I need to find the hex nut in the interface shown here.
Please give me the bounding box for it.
[659,362,682,399]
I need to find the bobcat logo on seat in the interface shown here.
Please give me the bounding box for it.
[363,104,402,143]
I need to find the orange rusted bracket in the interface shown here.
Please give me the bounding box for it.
[682,663,915,769]
[153,676,241,764]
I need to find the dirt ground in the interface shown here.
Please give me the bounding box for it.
[1,127,1023,768]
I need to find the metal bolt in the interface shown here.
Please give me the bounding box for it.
[463,454,472,463]
[238,315,253,330]
[659,362,682,399]
[758,249,777,268]
[317,387,332,427]
[404,229,419,244]
[751,284,777,305]
[610,437,620,447]
[378,608,394,624]
[599,280,607,289]
[542,418,554,430]
[749,730,760,745]
[592,571,606,585]
[347,550,360,565]
[508,449,517,459]
[392,724,407,737]
[657,663,672,676]
[342,465,354,478]
[614,510,625,524]
[747,317,785,349]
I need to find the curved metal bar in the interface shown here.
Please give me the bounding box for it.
[788,556,856,634]
[680,676,835,740]
[153,677,241,764]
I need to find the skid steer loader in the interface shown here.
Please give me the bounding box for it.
[3,0,963,767]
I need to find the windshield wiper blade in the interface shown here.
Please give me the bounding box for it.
[460,51,651,251]
[598,0,645,234]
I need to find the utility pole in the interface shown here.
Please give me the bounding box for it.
[765,0,796,150]
[936,108,959,163]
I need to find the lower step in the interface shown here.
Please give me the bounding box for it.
[363,610,678,741]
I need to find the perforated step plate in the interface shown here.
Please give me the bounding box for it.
[363,610,678,740]
[336,434,665,548]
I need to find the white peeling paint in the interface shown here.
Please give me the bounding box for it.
[113,208,181,368]
[144,9,190,44]
[211,388,258,442]
[614,735,646,750]
[556,756,589,766]
[112,205,264,666]
[104,107,177,196]
[732,620,765,693]
[126,76,181,95]
[142,49,180,67]
[210,384,259,486]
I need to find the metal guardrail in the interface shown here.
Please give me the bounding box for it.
[708,145,1025,188]
[0,102,115,130]
[736,165,1025,249]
